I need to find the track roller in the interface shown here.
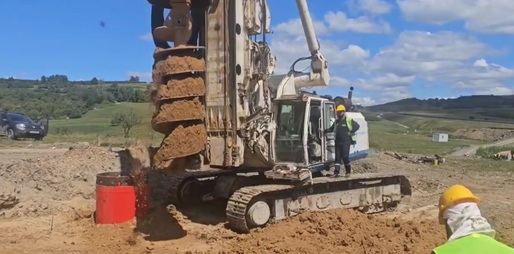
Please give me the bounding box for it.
[226,185,291,233]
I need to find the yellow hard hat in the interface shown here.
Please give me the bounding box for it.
[336,105,346,112]
[438,184,480,224]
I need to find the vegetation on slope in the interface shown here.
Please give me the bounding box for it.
[476,146,514,159]
[379,113,514,133]
[368,95,514,122]
[0,75,149,119]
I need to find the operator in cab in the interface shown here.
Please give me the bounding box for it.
[432,184,514,254]
[324,105,359,177]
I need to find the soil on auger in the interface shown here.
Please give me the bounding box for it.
[152,53,206,82]
[156,75,205,100]
[150,48,207,171]
[152,97,205,126]
[153,124,207,169]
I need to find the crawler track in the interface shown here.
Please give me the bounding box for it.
[151,47,207,170]
[226,185,292,233]
[225,174,412,233]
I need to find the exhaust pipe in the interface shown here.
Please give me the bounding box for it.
[347,86,354,103]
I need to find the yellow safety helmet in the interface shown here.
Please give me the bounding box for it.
[438,184,480,224]
[336,105,346,112]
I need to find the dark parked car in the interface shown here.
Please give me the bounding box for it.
[0,112,48,140]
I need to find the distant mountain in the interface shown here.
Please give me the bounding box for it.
[368,95,514,112]
[367,95,514,122]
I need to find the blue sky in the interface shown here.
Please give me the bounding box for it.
[2,0,514,105]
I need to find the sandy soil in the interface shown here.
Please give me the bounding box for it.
[454,128,514,141]
[0,145,512,254]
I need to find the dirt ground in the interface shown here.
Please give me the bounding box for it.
[0,145,513,254]
[454,128,514,141]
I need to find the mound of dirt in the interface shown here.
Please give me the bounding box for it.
[412,177,445,194]
[0,147,120,218]
[221,209,445,254]
[352,161,379,174]
[454,128,514,141]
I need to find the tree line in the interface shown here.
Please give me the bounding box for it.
[0,75,150,120]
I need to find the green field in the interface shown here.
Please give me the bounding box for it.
[368,120,485,155]
[44,102,163,145]
[49,103,485,154]
[0,102,489,154]
[381,113,514,133]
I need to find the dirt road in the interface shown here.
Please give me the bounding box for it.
[0,146,512,253]
[450,137,514,157]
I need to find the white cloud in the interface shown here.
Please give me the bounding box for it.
[330,76,352,87]
[338,45,371,64]
[473,59,488,68]
[139,33,153,41]
[127,71,152,82]
[352,96,377,106]
[398,0,514,34]
[269,13,393,102]
[269,10,514,104]
[357,73,415,91]
[324,11,391,34]
[270,35,370,74]
[477,86,513,95]
[274,10,391,37]
[271,27,514,103]
[365,30,514,96]
[357,0,393,15]
[273,18,331,37]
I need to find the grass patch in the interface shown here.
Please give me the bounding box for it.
[369,120,485,155]
[476,146,514,159]
[382,113,514,133]
[44,102,162,146]
[441,157,514,172]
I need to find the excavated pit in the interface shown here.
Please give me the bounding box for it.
[153,123,207,170]
[156,75,205,100]
[152,97,205,133]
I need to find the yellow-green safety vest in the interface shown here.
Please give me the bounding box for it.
[432,234,514,254]
[336,117,356,142]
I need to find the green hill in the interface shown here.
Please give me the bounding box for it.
[0,75,150,120]
[367,95,514,123]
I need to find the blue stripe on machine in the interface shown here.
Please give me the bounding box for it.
[349,149,369,161]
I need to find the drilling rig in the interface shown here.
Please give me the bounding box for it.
[145,0,412,233]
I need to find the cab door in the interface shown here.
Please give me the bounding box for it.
[321,101,335,162]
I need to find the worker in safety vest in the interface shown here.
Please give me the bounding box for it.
[432,184,514,254]
[324,104,359,177]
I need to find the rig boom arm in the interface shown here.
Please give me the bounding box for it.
[275,0,330,99]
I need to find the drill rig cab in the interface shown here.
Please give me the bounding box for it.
[270,93,369,181]
[146,0,411,233]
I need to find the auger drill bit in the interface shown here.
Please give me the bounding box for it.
[149,0,207,172]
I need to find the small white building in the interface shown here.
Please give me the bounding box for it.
[432,133,449,142]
